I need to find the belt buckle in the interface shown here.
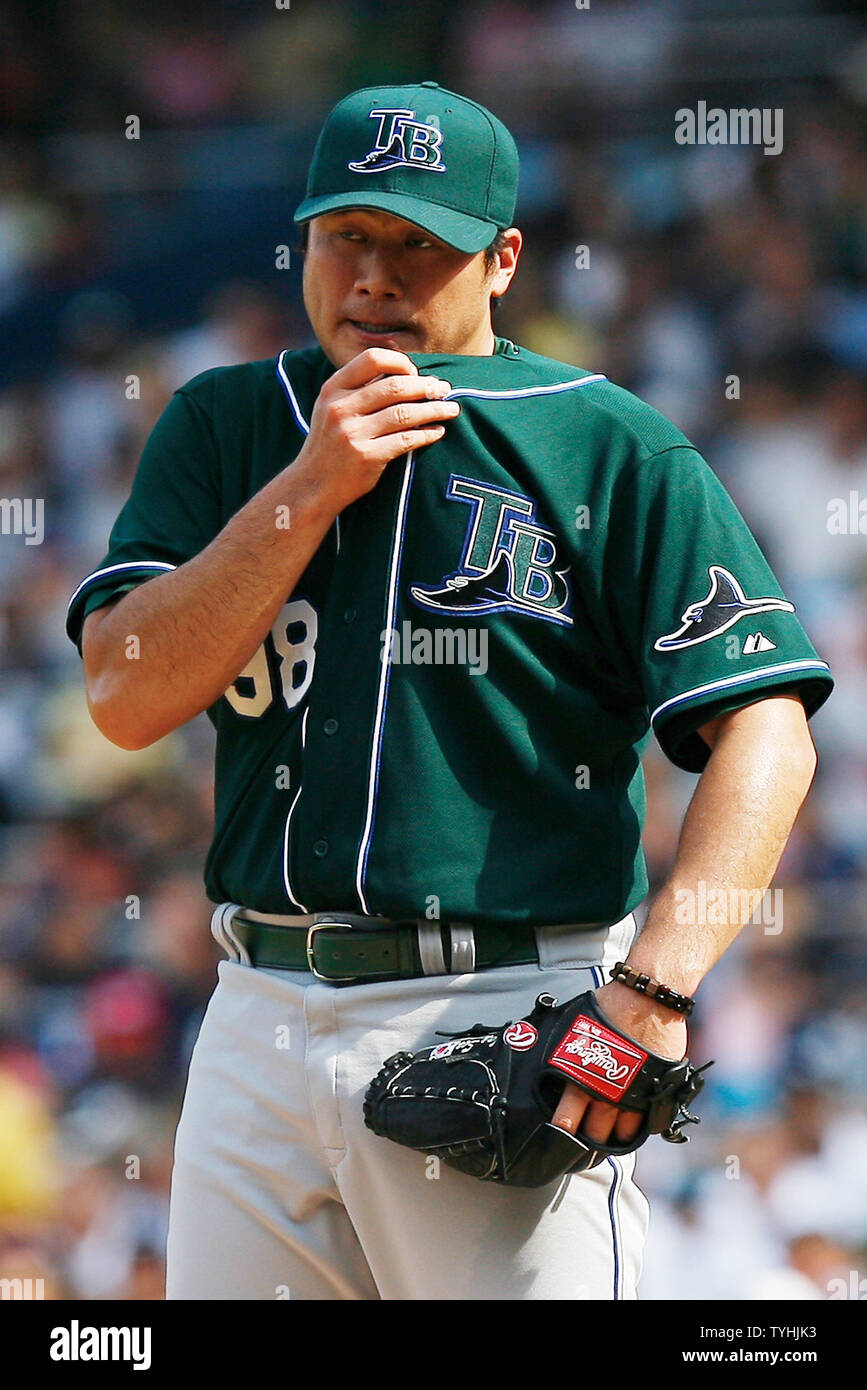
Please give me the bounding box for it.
[305,921,358,983]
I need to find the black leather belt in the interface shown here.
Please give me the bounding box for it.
[229,914,544,983]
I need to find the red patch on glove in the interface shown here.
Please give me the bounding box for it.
[504,1020,538,1051]
[548,1014,647,1101]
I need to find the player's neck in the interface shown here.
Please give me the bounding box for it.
[454,322,497,356]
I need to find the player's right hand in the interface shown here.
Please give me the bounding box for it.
[293,348,460,514]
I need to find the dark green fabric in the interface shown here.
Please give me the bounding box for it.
[65,338,833,926]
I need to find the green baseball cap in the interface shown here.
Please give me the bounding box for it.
[294,82,519,254]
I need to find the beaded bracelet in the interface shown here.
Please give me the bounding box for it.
[609,961,696,1016]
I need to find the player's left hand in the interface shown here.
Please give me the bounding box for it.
[551,980,688,1146]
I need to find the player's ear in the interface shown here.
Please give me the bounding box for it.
[489,228,522,300]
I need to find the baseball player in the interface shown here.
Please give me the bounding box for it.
[66,83,832,1300]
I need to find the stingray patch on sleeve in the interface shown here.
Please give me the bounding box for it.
[654,565,795,652]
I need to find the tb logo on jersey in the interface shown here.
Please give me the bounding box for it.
[348,108,446,174]
[409,477,573,627]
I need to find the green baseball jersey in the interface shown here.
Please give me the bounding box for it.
[66,337,833,925]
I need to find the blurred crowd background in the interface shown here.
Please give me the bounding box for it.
[1,0,865,1301]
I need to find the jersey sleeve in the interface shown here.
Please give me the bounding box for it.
[65,387,222,657]
[602,444,833,772]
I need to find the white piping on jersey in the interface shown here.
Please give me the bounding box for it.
[276,350,311,434]
[276,351,341,555]
[282,704,310,911]
[444,373,607,402]
[650,659,831,726]
[355,449,416,915]
[66,560,176,619]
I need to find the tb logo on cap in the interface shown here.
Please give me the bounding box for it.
[348,108,446,175]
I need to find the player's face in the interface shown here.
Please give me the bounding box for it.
[302,209,503,365]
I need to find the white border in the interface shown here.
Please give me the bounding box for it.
[446,373,607,401]
[276,350,340,557]
[282,705,310,911]
[354,450,416,914]
[276,350,311,434]
[651,660,831,726]
[66,560,176,619]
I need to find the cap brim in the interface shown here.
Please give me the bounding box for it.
[293,190,498,254]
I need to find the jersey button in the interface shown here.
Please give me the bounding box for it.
[323,718,339,736]
[343,607,357,624]
[313,839,329,858]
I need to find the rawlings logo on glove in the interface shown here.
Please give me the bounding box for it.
[363,990,712,1188]
[549,1015,647,1098]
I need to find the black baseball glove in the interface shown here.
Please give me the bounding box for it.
[363,989,712,1188]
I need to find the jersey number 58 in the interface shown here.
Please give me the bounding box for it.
[224,599,318,719]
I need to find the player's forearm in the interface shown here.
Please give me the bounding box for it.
[622,694,817,1007]
[85,351,457,751]
[84,465,339,749]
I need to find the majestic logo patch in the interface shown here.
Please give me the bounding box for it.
[654,565,795,652]
[504,1020,538,1052]
[548,1015,647,1102]
[348,108,446,174]
[409,477,573,627]
[743,631,776,654]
